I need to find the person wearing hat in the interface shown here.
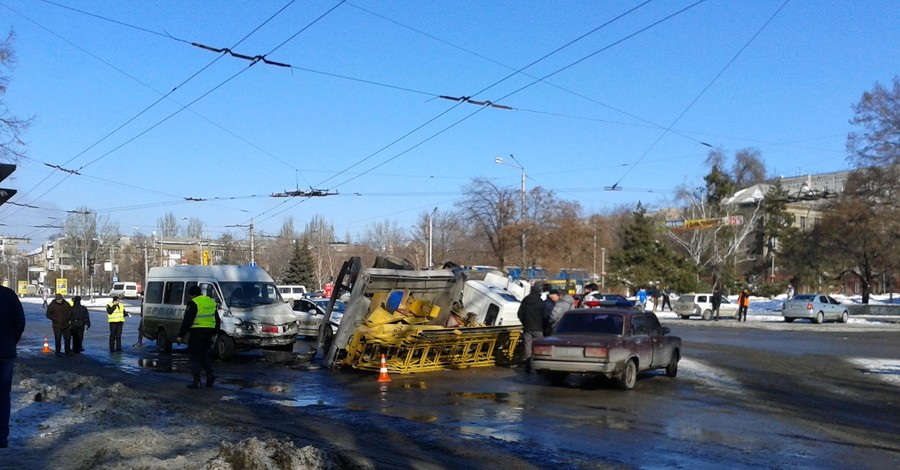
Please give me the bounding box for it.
[542,289,560,336]
[69,296,91,353]
[177,285,220,389]
[46,293,72,357]
[106,296,130,352]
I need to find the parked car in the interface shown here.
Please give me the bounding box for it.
[277,285,308,306]
[782,294,849,324]
[291,297,343,337]
[580,293,629,308]
[531,306,681,390]
[674,293,739,320]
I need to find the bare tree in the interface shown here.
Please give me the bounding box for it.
[732,148,767,186]
[456,178,519,267]
[847,76,900,167]
[1,31,32,163]
[157,212,179,237]
[362,220,406,256]
[184,217,204,238]
[62,207,119,293]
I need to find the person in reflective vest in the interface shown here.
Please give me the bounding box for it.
[177,285,220,389]
[105,296,129,353]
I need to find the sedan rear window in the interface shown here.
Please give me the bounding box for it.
[556,313,624,335]
[793,294,815,301]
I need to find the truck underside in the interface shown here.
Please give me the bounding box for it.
[321,257,523,374]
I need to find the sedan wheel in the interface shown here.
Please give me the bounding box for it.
[840,311,849,323]
[814,312,824,324]
[665,352,679,378]
[783,317,795,323]
[617,359,637,390]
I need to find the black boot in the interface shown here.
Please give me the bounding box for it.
[205,374,216,388]
[187,375,202,389]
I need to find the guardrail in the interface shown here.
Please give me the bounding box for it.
[848,304,900,316]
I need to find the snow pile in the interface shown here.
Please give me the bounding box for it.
[8,364,340,470]
[205,437,342,470]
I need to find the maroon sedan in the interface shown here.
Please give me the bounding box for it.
[531,306,681,389]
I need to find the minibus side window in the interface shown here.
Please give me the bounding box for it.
[145,282,163,304]
[164,282,185,305]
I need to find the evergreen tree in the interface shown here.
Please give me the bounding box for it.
[283,237,315,287]
[609,204,697,292]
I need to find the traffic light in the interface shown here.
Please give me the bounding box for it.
[0,164,17,207]
[89,258,95,275]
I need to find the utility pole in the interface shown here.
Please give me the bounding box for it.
[427,207,437,268]
[249,219,256,264]
[601,247,606,292]
[495,154,526,278]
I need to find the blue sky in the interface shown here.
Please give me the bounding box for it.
[2,0,898,249]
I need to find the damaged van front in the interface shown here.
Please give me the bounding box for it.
[143,265,300,360]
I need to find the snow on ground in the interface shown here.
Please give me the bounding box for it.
[6,363,342,469]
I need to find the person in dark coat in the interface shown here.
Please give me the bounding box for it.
[711,288,722,321]
[516,288,545,373]
[46,293,72,357]
[0,285,26,448]
[69,296,91,353]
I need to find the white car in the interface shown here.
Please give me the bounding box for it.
[277,285,308,306]
[674,293,739,320]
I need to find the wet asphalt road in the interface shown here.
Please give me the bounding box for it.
[19,300,900,469]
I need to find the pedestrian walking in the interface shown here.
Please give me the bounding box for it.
[660,285,673,311]
[0,285,26,449]
[133,293,144,348]
[786,284,795,300]
[516,288,545,373]
[177,285,220,389]
[649,284,660,312]
[106,296,130,352]
[41,290,49,308]
[737,288,751,322]
[46,293,73,357]
[69,296,91,353]
[711,287,722,321]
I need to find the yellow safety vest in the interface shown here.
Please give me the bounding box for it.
[107,302,125,323]
[191,295,217,329]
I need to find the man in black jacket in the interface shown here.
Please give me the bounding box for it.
[517,288,545,373]
[0,285,25,448]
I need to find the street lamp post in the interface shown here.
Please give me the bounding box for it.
[601,247,606,292]
[495,154,526,278]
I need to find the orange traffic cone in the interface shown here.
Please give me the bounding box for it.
[377,354,391,383]
[42,336,52,353]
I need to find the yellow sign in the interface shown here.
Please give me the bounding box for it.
[56,278,68,295]
[17,280,27,295]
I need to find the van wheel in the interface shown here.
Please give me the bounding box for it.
[156,328,171,354]
[215,335,235,360]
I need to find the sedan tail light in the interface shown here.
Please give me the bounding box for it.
[584,346,608,359]
[806,302,813,310]
[533,345,552,356]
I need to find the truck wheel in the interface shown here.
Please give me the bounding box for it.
[701,310,712,321]
[617,359,637,390]
[665,351,679,378]
[215,336,235,360]
[320,326,334,359]
[814,312,824,324]
[840,311,849,323]
[156,328,171,354]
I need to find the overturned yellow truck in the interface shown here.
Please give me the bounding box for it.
[318,257,524,374]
